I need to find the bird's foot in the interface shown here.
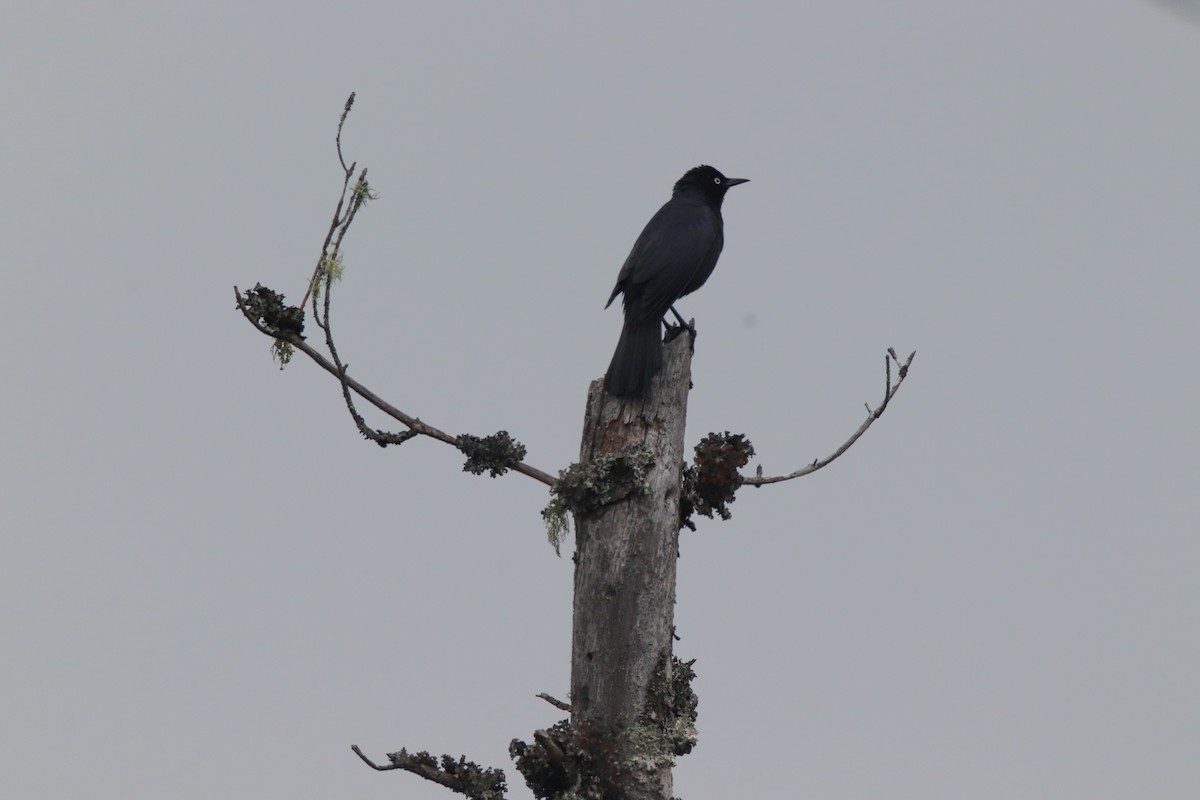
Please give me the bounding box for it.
[667,305,690,329]
[663,318,697,345]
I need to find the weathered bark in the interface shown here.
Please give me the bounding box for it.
[569,333,693,795]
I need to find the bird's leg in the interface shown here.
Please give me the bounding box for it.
[663,305,697,343]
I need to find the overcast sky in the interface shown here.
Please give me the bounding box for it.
[3,2,1198,799]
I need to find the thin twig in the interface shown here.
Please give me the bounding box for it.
[742,349,916,486]
[352,744,400,771]
[317,252,419,448]
[300,162,355,319]
[298,92,359,313]
[336,92,355,174]
[536,693,572,712]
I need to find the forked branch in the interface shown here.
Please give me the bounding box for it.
[234,286,555,485]
[741,348,916,486]
[233,93,555,486]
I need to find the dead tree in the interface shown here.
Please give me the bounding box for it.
[235,94,915,800]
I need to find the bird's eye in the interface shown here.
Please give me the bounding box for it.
[713,177,722,184]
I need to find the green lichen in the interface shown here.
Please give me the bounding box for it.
[457,430,528,478]
[541,446,655,554]
[510,656,698,799]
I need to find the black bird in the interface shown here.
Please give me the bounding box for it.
[604,165,748,396]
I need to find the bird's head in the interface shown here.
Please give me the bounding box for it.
[674,165,749,205]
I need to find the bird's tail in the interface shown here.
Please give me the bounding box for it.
[604,317,662,396]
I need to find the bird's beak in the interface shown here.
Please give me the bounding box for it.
[725,177,749,187]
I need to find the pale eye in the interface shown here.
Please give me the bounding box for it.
[713,177,722,184]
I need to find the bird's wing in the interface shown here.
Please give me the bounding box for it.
[606,200,678,306]
[620,201,721,320]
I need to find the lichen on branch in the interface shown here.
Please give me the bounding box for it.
[680,431,755,530]
[458,431,529,478]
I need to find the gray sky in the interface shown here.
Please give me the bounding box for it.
[3,2,1198,798]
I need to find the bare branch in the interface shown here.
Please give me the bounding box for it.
[351,744,400,771]
[233,95,556,486]
[234,287,557,485]
[742,348,916,486]
[536,693,572,712]
[351,745,508,800]
[298,92,361,314]
[311,218,421,450]
[336,91,355,174]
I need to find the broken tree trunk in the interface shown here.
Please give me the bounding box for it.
[570,332,694,797]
